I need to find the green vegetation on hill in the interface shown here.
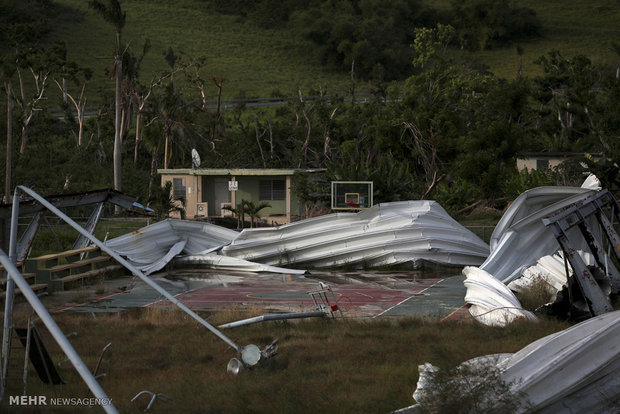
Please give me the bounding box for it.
[50,0,354,99]
[474,0,620,78]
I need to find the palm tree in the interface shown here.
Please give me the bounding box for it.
[89,0,126,193]
[222,200,271,229]
[148,181,185,220]
[242,200,271,228]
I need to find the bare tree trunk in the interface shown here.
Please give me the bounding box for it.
[17,66,47,155]
[164,123,171,169]
[298,109,312,168]
[255,120,266,168]
[323,108,338,159]
[213,77,224,118]
[147,147,158,201]
[267,119,273,162]
[55,81,86,148]
[113,57,123,193]
[20,124,27,155]
[402,121,442,199]
[134,112,142,165]
[4,83,13,204]
[17,66,27,155]
[62,78,67,103]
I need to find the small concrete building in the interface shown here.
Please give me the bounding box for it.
[158,168,321,225]
[516,152,599,172]
[517,152,572,171]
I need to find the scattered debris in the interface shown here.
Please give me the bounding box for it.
[218,282,344,329]
[507,251,594,297]
[93,342,112,379]
[227,340,279,375]
[542,189,620,316]
[105,219,238,274]
[131,390,173,412]
[175,253,307,274]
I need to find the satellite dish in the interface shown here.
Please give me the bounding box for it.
[191,148,201,169]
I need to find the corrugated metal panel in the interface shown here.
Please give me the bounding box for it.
[480,178,600,284]
[105,219,238,273]
[221,200,489,268]
[412,310,620,412]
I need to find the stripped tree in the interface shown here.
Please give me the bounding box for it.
[89,0,126,193]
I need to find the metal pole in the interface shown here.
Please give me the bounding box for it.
[1,188,20,399]
[73,202,104,251]
[218,311,327,329]
[22,317,32,396]
[0,250,118,413]
[16,186,241,353]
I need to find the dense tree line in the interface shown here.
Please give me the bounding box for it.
[1,1,618,217]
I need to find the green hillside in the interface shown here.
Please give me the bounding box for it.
[49,0,620,99]
[473,0,620,78]
[51,0,354,100]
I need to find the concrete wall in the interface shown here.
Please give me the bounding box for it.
[517,157,566,172]
[160,174,200,218]
[235,176,287,216]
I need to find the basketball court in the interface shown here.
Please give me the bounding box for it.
[52,268,469,320]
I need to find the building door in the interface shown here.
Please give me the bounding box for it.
[213,179,229,216]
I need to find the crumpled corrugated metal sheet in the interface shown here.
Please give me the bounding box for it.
[176,254,307,274]
[410,310,620,413]
[105,201,489,274]
[481,175,601,284]
[105,219,238,273]
[499,310,620,412]
[463,267,538,327]
[507,250,596,296]
[463,175,602,326]
[220,200,490,269]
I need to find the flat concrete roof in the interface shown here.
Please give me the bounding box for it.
[158,168,325,176]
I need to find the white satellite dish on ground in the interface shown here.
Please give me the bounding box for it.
[191,148,201,169]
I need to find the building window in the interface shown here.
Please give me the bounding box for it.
[172,178,186,201]
[259,179,285,201]
[536,159,550,170]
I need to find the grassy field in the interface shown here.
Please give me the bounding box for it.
[0,307,570,413]
[46,0,620,104]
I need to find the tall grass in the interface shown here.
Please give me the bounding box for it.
[1,309,569,413]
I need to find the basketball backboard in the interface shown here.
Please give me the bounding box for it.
[331,181,373,210]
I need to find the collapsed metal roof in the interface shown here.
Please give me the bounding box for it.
[221,200,490,269]
[105,200,490,273]
[462,175,608,326]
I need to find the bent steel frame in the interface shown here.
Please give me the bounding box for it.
[543,189,620,316]
[1,186,263,410]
